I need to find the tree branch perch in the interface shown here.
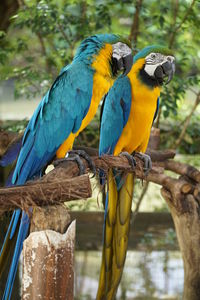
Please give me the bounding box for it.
[0,147,199,215]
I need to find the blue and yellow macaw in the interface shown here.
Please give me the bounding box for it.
[0,34,133,300]
[97,45,175,300]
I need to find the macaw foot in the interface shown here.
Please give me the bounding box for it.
[53,154,85,175]
[120,151,136,170]
[134,152,152,176]
[68,150,96,176]
[54,150,96,176]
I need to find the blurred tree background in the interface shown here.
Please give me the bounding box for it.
[0,1,200,299]
[0,0,199,152]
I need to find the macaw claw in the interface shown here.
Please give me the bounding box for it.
[134,152,152,176]
[54,150,96,176]
[120,151,136,170]
[68,150,96,177]
[53,154,85,175]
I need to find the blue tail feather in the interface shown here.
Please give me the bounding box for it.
[0,212,16,257]
[3,211,30,300]
[10,209,21,239]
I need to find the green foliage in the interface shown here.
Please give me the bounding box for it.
[160,114,200,154]
[0,0,200,153]
[161,75,200,118]
[0,119,28,132]
[0,0,115,98]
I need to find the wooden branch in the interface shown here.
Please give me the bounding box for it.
[0,146,199,215]
[0,151,162,212]
[0,0,19,31]
[147,127,160,150]
[36,32,53,75]
[0,173,91,213]
[193,185,200,205]
[146,149,176,161]
[74,146,176,162]
[168,0,196,48]
[159,159,200,183]
[168,0,179,48]
[53,154,166,182]
[128,0,143,46]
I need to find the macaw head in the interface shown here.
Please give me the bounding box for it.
[74,34,133,77]
[133,45,175,86]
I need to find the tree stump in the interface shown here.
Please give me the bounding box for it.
[22,206,75,300]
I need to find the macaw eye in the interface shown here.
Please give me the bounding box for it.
[167,56,173,62]
[150,53,156,59]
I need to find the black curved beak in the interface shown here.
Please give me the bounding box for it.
[112,53,133,77]
[162,61,175,84]
[154,61,175,85]
[122,53,133,76]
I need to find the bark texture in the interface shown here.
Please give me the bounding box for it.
[160,163,200,300]
[0,0,19,31]
[22,206,75,300]
[0,173,91,213]
[1,130,200,298]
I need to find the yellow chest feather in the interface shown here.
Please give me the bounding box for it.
[56,44,114,158]
[114,59,161,155]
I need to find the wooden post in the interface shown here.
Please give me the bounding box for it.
[22,206,75,300]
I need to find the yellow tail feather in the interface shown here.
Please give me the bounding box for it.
[96,171,134,300]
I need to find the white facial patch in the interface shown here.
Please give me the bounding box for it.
[144,52,175,77]
[112,42,132,60]
[144,63,160,77]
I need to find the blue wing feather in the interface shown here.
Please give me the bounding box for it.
[99,76,132,156]
[12,61,93,185]
[0,61,94,300]
[1,33,129,299]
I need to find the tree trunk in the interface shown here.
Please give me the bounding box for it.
[0,0,19,31]
[161,189,200,300]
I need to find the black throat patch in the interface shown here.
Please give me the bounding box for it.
[139,66,160,88]
[110,57,120,78]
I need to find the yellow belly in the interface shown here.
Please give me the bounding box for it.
[114,61,161,156]
[56,44,114,158]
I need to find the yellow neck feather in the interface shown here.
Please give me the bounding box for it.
[113,58,161,155]
[92,43,113,80]
[128,58,146,76]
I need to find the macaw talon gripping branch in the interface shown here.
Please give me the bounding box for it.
[119,151,137,170]
[134,152,152,176]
